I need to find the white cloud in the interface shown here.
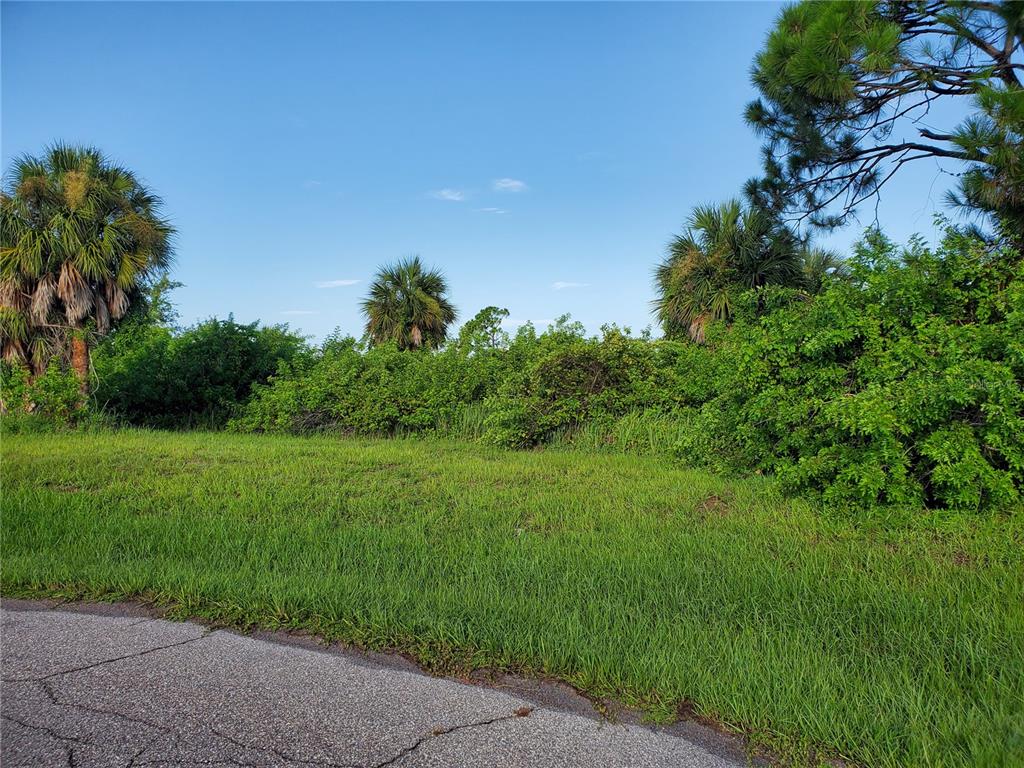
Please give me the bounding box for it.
[478,207,507,214]
[430,188,466,201]
[315,279,360,288]
[303,180,323,188]
[552,281,590,290]
[281,310,317,316]
[493,178,527,192]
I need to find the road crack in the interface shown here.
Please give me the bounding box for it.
[11,675,349,768]
[1,712,94,747]
[4,629,213,684]
[36,677,175,736]
[371,706,534,768]
[210,725,357,768]
[2,711,89,768]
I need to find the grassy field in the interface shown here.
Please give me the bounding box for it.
[2,431,1022,767]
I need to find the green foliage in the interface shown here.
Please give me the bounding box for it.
[232,328,513,436]
[454,305,510,354]
[0,362,84,431]
[654,200,804,341]
[483,320,674,447]
[799,247,849,295]
[361,256,457,350]
[0,143,174,379]
[234,313,683,448]
[654,200,847,341]
[746,1,1023,231]
[93,316,307,427]
[676,226,1024,513]
[948,80,1024,237]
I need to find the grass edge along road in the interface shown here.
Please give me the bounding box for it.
[3,430,1023,767]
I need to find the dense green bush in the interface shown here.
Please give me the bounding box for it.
[231,334,507,436]
[479,226,1022,513]
[675,227,1023,513]
[0,363,86,432]
[93,316,307,427]
[232,314,675,443]
[232,307,527,436]
[482,320,676,447]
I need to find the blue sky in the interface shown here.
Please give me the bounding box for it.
[2,1,967,341]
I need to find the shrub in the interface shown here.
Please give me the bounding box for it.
[675,227,1024,513]
[483,322,675,447]
[0,362,85,431]
[231,332,510,435]
[93,317,307,427]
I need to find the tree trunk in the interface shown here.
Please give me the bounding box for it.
[31,356,47,381]
[71,332,89,394]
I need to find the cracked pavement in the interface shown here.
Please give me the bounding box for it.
[1,600,747,767]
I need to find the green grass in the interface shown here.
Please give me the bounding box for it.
[3,431,1022,767]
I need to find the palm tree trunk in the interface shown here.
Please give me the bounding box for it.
[31,356,47,382]
[71,332,89,395]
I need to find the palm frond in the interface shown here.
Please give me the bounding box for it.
[656,199,804,339]
[57,261,93,324]
[361,255,456,350]
[29,272,56,325]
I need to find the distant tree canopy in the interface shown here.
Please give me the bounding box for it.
[456,306,510,354]
[0,144,174,388]
[361,256,456,350]
[745,1,1023,234]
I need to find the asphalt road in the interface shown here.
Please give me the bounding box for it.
[1,600,749,767]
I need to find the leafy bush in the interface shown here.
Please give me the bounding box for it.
[0,362,85,431]
[482,320,675,447]
[675,227,1023,513]
[232,307,527,436]
[93,316,307,427]
[235,315,680,445]
[231,333,506,435]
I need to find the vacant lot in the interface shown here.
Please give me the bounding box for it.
[3,431,1022,766]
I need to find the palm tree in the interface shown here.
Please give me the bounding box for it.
[361,256,456,350]
[653,200,801,342]
[1,144,174,389]
[799,247,848,295]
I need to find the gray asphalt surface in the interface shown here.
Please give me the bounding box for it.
[1,600,749,767]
